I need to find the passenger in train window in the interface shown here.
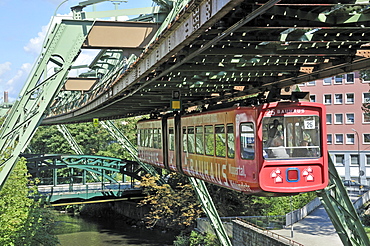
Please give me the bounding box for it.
[266,119,281,146]
[292,140,309,157]
[270,137,289,158]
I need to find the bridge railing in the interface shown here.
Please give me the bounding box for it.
[35,182,141,201]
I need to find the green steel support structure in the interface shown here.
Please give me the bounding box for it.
[317,157,370,246]
[189,177,233,246]
[0,19,94,189]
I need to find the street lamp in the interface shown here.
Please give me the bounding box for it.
[351,128,361,184]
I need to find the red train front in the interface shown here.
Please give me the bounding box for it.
[137,101,328,196]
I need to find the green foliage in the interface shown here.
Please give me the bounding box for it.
[252,192,317,216]
[140,173,203,230]
[28,117,141,160]
[362,214,370,226]
[0,158,58,245]
[174,231,220,246]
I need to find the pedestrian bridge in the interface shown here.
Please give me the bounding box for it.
[24,154,147,204]
[35,182,143,204]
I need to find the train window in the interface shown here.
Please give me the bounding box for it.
[169,128,175,151]
[153,128,158,148]
[196,126,204,154]
[263,116,321,159]
[188,126,195,153]
[205,125,214,156]
[227,124,235,158]
[183,127,187,153]
[215,125,226,157]
[149,128,154,148]
[144,129,149,147]
[240,123,254,160]
[158,128,162,149]
[137,129,142,147]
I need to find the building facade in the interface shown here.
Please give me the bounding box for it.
[299,72,370,184]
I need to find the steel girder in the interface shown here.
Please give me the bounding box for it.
[189,177,233,246]
[0,19,94,188]
[316,156,370,246]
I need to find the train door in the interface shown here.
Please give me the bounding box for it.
[236,108,259,193]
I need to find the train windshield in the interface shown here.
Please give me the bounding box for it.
[262,116,321,159]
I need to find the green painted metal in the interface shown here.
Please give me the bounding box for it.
[316,156,370,246]
[0,19,94,189]
[56,125,84,155]
[188,177,232,246]
[149,0,194,44]
[100,120,166,185]
[26,154,127,184]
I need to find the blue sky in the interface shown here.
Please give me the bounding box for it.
[0,0,154,102]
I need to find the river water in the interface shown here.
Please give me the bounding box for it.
[55,213,175,246]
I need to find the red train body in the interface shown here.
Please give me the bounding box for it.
[137,101,328,196]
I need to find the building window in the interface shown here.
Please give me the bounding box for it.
[335,134,343,144]
[323,77,332,85]
[346,133,355,144]
[364,134,370,144]
[335,114,343,124]
[346,113,354,124]
[335,154,344,165]
[351,155,359,165]
[334,75,343,84]
[307,81,316,86]
[366,155,370,165]
[334,94,343,104]
[346,73,355,83]
[326,114,332,124]
[310,94,316,102]
[362,73,370,83]
[363,113,370,124]
[327,134,332,144]
[346,93,354,104]
[363,92,370,103]
[324,94,332,104]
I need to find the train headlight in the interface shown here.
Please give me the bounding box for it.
[286,168,299,182]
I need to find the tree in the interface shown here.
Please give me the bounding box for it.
[0,158,59,245]
[139,173,203,231]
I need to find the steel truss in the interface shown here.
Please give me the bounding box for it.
[317,156,370,246]
[0,19,94,188]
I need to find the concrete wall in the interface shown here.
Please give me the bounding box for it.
[111,201,149,220]
[232,219,302,246]
[285,197,322,226]
[196,218,302,246]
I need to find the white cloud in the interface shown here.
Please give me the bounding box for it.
[23,25,48,56]
[0,62,11,76]
[5,63,32,100]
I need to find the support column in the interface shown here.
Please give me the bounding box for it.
[188,177,232,246]
[316,155,370,246]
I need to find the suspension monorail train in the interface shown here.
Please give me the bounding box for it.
[137,101,328,196]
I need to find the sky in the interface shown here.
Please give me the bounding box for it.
[0,0,154,102]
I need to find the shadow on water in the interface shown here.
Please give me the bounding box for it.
[55,213,175,246]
